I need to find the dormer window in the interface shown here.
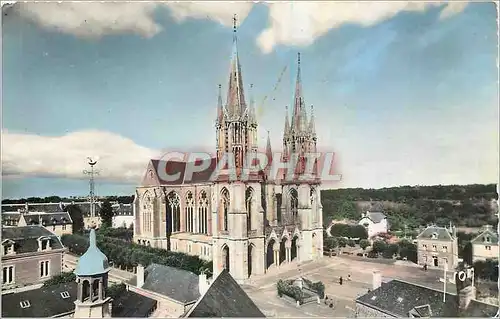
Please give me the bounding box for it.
[37,237,51,251]
[484,236,491,243]
[431,233,438,239]
[60,291,70,299]
[2,240,15,255]
[371,296,377,300]
[19,300,30,309]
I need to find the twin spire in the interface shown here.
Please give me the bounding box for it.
[284,53,316,136]
[216,15,316,137]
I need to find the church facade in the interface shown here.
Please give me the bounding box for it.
[133,19,324,283]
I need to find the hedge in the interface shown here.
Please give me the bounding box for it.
[61,233,213,276]
[43,271,76,287]
[303,278,325,299]
[276,279,304,304]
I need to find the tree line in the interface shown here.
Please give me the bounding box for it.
[321,184,498,230]
[61,231,213,276]
[2,195,134,204]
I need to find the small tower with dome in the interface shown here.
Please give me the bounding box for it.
[73,227,113,318]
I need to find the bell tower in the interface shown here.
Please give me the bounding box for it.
[73,227,113,318]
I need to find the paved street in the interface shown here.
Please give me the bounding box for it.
[242,255,464,317]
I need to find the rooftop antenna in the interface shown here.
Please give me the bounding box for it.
[83,157,100,218]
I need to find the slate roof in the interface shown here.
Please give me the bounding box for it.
[365,211,386,224]
[148,159,219,185]
[1,281,157,318]
[2,226,64,254]
[128,263,201,303]
[21,212,73,226]
[416,225,454,241]
[185,269,265,318]
[1,203,66,213]
[470,227,498,246]
[112,203,133,216]
[355,279,498,317]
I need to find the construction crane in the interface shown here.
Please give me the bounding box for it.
[256,65,288,119]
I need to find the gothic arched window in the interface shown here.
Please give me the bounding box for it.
[199,191,209,234]
[167,192,181,233]
[290,188,298,221]
[246,188,253,232]
[142,192,153,233]
[185,192,195,233]
[221,188,230,232]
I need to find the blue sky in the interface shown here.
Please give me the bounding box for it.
[2,2,498,198]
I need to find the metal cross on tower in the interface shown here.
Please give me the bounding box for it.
[83,157,100,218]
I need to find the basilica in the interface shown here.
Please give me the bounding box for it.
[133,19,324,283]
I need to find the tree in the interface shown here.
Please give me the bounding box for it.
[372,240,387,254]
[347,239,355,247]
[100,200,114,228]
[66,204,84,234]
[324,237,338,251]
[338,237,347,248]
[359,239,370,251]
[350,225,369,239]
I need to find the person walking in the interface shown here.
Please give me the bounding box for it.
[339,276,343,285]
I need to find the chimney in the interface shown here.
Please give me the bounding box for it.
[136,264,145,288]
[458,285,476,311]
[198,271,210,296]
[372,271,382,290]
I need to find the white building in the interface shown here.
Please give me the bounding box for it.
[111,203,134,228]
[358,211,389,239]
[133,20,324,284]
[471,225,498,262]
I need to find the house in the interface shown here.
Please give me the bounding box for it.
[127,263,265,317]
[1,203,73,236]
[17,212,73,237]
[358,211,389,238]
[2,226,66,290]
[471,225,498,262]
[355,270,498,317]
[111,203,133,229]
[1,228,157,318]
[416,225,459,269]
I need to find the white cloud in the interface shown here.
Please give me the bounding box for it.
[166,2,253,27]
[257,2,470,53]
[13,2,162,38]
[12,1,253,39]
[2,130,158,183]
[12,2,469,52]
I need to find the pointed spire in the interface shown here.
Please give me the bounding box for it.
[248,84,257,124]
[284,105,290,135]
[226,14,246,120]
[309,105,316,135]
[266,130,272,158]
[217,84,224,124]
[291,52,304,132]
